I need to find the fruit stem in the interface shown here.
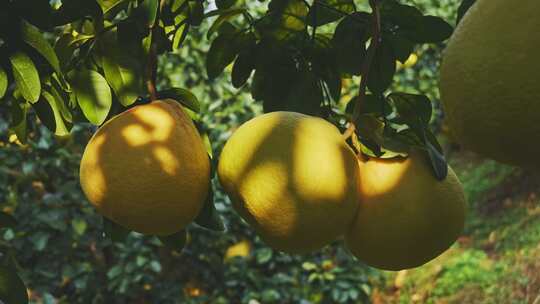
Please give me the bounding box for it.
[343,0,382,142]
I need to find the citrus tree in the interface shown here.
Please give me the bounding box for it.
[0,0,477,302]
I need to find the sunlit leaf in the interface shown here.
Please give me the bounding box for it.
[32,89,71,136]
[97,0,130,17]
[207,8,245,39]
[138,0,159,28]
[19,19,61,74]
[69,69,112,125]
[101,30,143,107]
[9,52,41,103]
[0,65,7,98]
[172,23,190,50]
[10,100,28,144]
[157,88,200,112]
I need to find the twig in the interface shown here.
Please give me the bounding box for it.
[146,0,163,101]
[146,38,158,101]
[342,0,382,141]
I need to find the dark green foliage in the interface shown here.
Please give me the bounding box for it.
[0,0,463,301]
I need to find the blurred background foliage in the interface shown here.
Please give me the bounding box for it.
[2,0,540,303]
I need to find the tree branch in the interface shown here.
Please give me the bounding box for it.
[343,0,382,142]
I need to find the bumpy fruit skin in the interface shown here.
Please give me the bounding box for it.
[218,111,360,254]
[345,152,466,271]
[79,99,210,236]
[440,0,540,167]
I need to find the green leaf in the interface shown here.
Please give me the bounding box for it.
[54,33,92,70]
[194,188,226,231]
[387,93,432,127]
[12,0,53,29]
[101,30,143,107]
[386,33,415,63]
[12,102,28,144]
[188,1,205,26]
[308,0,355,26]
[321,66,341,101]
[381,0,422,28]
[255,248,273,264]
[9,100,25,129]
[231,50,255,88]
[0,264,28,304]
[69,69,112,125]
[355,114,385,145]
[103,217,131,242]
[32,89,71,136]
[171,0,188,12]
[97,0,130,17]
[407,16,453,43]
[138,0,159,28]
[49,76,73,122]
[19,19,61,74]
[262,0,308,41]
[157,88,200,112]
[53,0,103,26]
[346,94,391,116]
[216,0,236,9]
[158,230,188,251]
[207,8,246,39]
[0,212,17,229]
[206,32,241,79]
[172,23,190,50]
[332,12,370,75]
[457,0,476,24]
[0,65,7,99]
[423,132,448,181]
[9,52,41,103]
[71,218,87,236]
[367,42,396,94]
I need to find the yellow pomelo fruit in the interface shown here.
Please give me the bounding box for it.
[345,151,466,271]
[440,0,540,167]
[218,111,360,254]
[80,99,210,236]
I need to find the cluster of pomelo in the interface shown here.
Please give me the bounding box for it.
[78,0,538,271]
[79,105,466,271]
